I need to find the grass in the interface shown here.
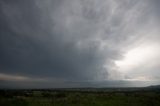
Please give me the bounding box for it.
[0,89,160,106]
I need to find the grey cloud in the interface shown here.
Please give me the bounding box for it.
[0,0,160,87]
[0,0,109,81]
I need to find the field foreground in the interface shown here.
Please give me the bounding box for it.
[0,88,160,106]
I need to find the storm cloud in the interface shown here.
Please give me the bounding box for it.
[0,0,160,88]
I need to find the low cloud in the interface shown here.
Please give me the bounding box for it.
[0,0,160,88]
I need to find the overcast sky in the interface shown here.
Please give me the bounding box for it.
[0,0,160,88]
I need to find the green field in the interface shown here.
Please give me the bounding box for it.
[0,89,160,106]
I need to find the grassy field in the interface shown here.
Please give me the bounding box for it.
[0,89,160,106]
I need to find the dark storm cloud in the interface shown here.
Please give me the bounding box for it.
[0,0,160,88]
[0,0,113,81]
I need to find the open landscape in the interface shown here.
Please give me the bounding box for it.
[1,87,160,106]
[1,0,160,106]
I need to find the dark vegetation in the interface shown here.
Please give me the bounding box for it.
[0,87,160,106]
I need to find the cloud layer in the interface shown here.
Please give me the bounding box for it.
[0,0,160,88]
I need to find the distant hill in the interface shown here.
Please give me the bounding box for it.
[148,85,160,88]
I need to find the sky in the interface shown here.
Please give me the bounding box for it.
[0,0,160,88]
